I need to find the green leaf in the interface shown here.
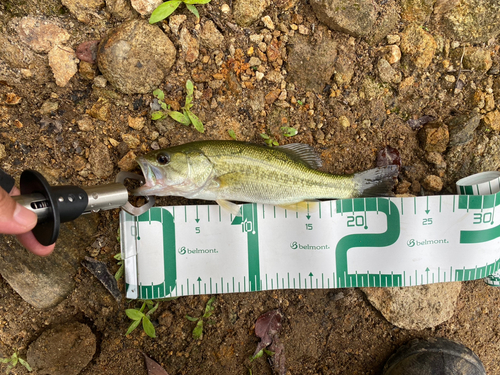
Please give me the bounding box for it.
[260,133,270,140]
[203,296,216,317]
[250,349,264,362]
[185,3,199,19]
[192,320,204,339]
[184,0,212,4]
[151,111,165,120]
[186,79,194,95]
[142,316,156,338]
[228,129,237,140]
[185,315,199,322]
[149,0,182,23]
[280,126,298,137]
[18,358,32,371]
[160,101,168,110]
[263,349,275,356]
[146,302,160,317]
[113,253,122,260]
[186,110,205,133]
[185,80,194,108]
[126,318,141,336]
[126,309,145,321]
[169,110,191,126]
[114,264,124,281]
[153,89,165,100]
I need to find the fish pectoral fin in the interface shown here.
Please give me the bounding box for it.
[216,199,242,216]
[277,201,320,213]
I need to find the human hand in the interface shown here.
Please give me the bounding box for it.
[0,174,55,256]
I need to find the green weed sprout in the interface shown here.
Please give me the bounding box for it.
[185,296,215,340]
[125,300,159,338]
[260,133,279,147]
[0,352,31,374]
[114,253,124,281]
[151,80,204,133]
[150,0,212,24]
[280,126,298,137]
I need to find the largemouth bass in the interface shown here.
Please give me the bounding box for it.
[134,141,397,213]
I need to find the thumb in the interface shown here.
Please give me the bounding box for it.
[0,187,37,235]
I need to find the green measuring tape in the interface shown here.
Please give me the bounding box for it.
[120,172,500,299]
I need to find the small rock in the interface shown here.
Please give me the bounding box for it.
[382,45,401,64]
[88,99,111,121]
[48,47,79,87]
[77,117,94,131]
[265,89,281,105]
[482,110,500,131]
[339,115,350,128]
[97,19,176,94]
[27,322,96,375]
[250,34,264,43]
[400,0,434,24]
[261,15,275,30]
[118,150,138,171]
[265,70,283,83]
[447,110,481,146]
[169,14,187,35]
[255,71,265,81]
[266,38,281,62]
[0,144,5,160]
[79,61,97,80]
[377,58,402,84]
[418,122,449,152]
[233,0,269,27]
[122,133,141,148]
[179,27,199,63]
[400,24,437,70]
[425,151,445,167]
[89,142,113,178]
[200,20,224,49]
[106,0,136,20]
[93,75,107,88]
[73,155,87,171]
[76,40,98,63]
[131,0,163,15]
[249,56,261,67]
[40,100,59,115]
[387,34,400,44]
[221,3,230,13]
[287,34,337,92]
[298,25,309,35]
[61,0,105,24]
[17,16,70,53]
[462,47,493,73]
[422,175,443,192]
[333,53,355,86]
[128,115,146,130]
[362,283,462,330]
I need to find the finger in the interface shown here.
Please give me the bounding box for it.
[0,187,37,235]
[16,232,55,256]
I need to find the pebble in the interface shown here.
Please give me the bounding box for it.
[444,74,456,83]
[89,142,113,178]
[339,115,350,128]
[77,117,94,131]
[130,0,162,15]
[362,283,462,330]
[447,110,481,146]
[418,122,449,152]
[128,115,146,130]
[221,3,230,13]
[425,151,446,167]
[106,0,136,20]
[169,15,187,35]
[200,20,224,49]
[261,15,275,30]
[482,110,500,131]
[249,56,261,66]
[265,89,281,105]
[0,144,5,160]
[97,19,176,94]
[118,150,138,171]
[48,46,78,87]
[40,100,59,115]
[76,40,98,63]
[93,75,107,88]
[377,58,402,84]
[422,175,443,192]
[298,25,309,35]
[61,0,105,24]
[88,99,111,121]
[400,24,437,70]
[17,16,70,53]
[27,322,96,375]
[79,61,97,80]
[382,45,401,64]
[122,133,141,148]
[250,34,264,43]
[462,47,493,73]
[255,71,264,81]
[180,27,199,63]
[233,0,269,27]
[265,70,283,83]
[387,34,400,44]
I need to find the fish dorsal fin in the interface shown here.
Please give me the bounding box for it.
[276,143,323,169]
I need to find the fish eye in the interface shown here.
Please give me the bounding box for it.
[156,153,170,165]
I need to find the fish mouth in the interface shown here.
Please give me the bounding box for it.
[132,157,163,196]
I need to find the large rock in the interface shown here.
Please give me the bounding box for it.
[310,0,398,42]
[0,215,99,309]
[97,19,176,94]
[400,24,437,70]
[441,0,500,43]
[286,33,337,92]
[362,283,462,330]
[27,322,96,375]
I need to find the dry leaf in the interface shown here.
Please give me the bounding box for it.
[143,353,170,375]
[253,309,283,356]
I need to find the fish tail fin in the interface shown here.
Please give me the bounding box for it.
[353,165,398,197]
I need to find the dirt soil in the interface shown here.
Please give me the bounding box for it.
[1,0,500,374]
